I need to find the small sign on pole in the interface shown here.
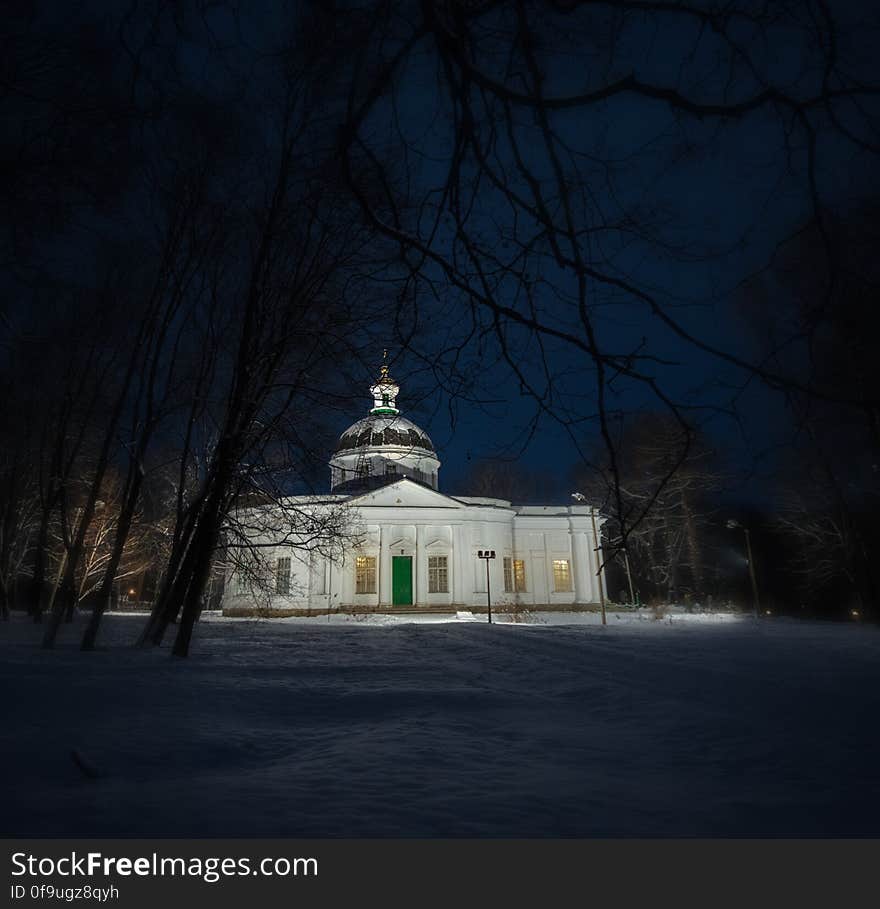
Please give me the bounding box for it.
[477,550,496,624]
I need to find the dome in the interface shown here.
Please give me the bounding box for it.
[334,413,435,456]
[329,353,441,492]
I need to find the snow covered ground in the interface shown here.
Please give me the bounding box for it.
[2,610,878,836]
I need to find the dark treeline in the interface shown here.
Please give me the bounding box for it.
[334,1,880,620]
[464,391,880,618]
[0,3,410,654]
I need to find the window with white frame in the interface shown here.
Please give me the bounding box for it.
[504,557,527,592]
[552,559,572,592]
[275,556,291,595]
[428,555,449,593]
[355,556,377,594]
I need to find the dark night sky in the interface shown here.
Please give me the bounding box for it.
[390,58,878,499]
[311,1,879,502]
[4,1,879,504]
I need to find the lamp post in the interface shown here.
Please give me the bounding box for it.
[572,494,608,624]
[727,519,760,619]
[477,549,495,623]
[589,509,607,626]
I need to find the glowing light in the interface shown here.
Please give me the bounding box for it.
[128,588,137,597]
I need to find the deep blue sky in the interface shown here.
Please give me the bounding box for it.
[7,2,878,505]
[321,1,880,502]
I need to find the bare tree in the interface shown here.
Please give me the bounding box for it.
[220,493,358,615]
[0,434,38,620]
[1,4,391,656]
[744,205,880,615]
[134,14,391,656]
[574,412,722,603]
[337,0,880,559]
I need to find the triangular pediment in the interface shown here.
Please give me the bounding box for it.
[344,478,464,509]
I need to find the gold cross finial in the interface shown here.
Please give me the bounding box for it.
[380,348,389,378]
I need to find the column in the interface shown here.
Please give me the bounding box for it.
[452,524,466,606]
[415,524,427,606]
[571,530,591,604]
[379,525,392,607]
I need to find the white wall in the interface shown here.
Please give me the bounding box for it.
[222,500,606,612]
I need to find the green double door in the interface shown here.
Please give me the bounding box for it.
[392,556,413,606]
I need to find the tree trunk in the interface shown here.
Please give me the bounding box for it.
[681,493,704,597]
[26,505,52,621]
[0,460,21,619]
[169,448,235,657]
[43,519,87,647]
[138,521,193,646]
[172,512,221,658]
[64,572,78,622]
[81,467,145,651]
[42,550,67,650]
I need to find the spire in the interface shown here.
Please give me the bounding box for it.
[370,349,400,414]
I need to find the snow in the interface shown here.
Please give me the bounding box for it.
[2,611,879,836]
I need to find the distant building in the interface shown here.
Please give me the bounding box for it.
[222,358,605,615]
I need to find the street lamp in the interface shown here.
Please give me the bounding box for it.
[727,519,760,620]
[572,494,607,625]
[477,550,496,624]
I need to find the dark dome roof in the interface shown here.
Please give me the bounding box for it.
[334,413,435,455]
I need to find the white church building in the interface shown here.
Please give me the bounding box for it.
[222,360,606,616]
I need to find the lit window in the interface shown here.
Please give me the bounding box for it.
[428,556,448,593]
[553,559,572,592]
[355,556,377,594]
[514,559,526,592]
[275,557,291,595]
[503,558,526,592]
